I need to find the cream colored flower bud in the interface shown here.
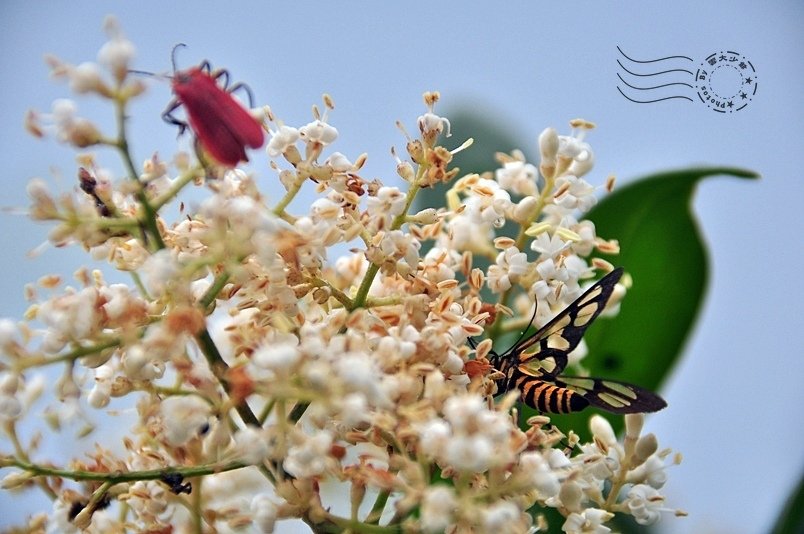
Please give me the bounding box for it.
[590,414,616,448]
[538,127,559,162]
[2,471,34,490]
[512,196,538,222]
[625,413,645,440]
[411,208,438,224]
[396,160,415,182]
[635,433,659,465]
[559,481,583,512]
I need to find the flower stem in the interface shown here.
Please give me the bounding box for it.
[272,172,304,220]
[14,337,122,371]
[351,165,424,310]
[365,490,390,524]
[199,271,231,310]
[0,456,248,483]
[151,164,204,211]
[487,175,556,342]
[194,328,259,428]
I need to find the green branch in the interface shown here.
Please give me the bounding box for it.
[0,456,247,483]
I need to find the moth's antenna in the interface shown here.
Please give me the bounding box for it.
[171,43,188,73]
[502,297,539,358]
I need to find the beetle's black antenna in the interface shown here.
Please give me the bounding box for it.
[171,43,188,73]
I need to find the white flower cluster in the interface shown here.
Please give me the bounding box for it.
[0,19,685,534]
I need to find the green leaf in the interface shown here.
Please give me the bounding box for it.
[771,470,804,534]
[548,166,759,440]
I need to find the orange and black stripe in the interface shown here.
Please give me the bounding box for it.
[515,376,589,414]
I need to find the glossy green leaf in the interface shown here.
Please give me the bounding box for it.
[547,166,759,440]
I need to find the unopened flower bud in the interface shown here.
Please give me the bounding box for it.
[625,413,645,440]
[410,208,437,224]
[407,139,424,163]
[68,120,102,148]
[397,160,415,182]
[512,196,538,222]
[635,433,659,465]
[2,471,34,490]
[590,414,616,448]
[559,481,583,512]
[70,63,104,94]
[538,127,558,162]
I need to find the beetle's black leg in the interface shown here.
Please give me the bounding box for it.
[162,97,188,136]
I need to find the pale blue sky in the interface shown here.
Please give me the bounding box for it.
[1,2,802,533]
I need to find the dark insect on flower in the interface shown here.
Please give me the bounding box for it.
[78,167,112,216]
[67,501,85,521]
[160,471,192,495]
[67,493,111,522]
[482,268,667,414]
[162,44,264,167]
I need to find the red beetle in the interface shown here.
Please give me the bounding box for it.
[162,45,264,167]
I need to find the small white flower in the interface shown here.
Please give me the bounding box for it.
[251,493,280,533]
[483,500,521,531]
[284,431,333,478]
[626,484,664,525]
[443,395,485,431]
[417,419,452,457]
[141,250,181,298]
[160,396,211,446]
[535,257,569,285]
[69,62,104,94]
[252,341,301,373]
[338,393,369,428]
[310,197,340,222]
[496,160,538,196]
[465,178,512,228]
[444,211,493,252]
[324,151,353,172]
[299,119,338,145]
[627,454,668,489]
[366,186,407,220]
[555,175,597,212]
[121,345,164,381]
[519,452,560,498]
[420,486,457,533]
[590,415,617,448]
[88,365,114,409]
[531,232,571,260]
[418,112,451,138]
[444,434,492,472]
[487,246,528,293]
[562,508,613,534]
[97,16,135,82]
[267,125,300,157]
[100,284,140,322]
[443,351,466,375]
[376,230,420,277]
[232,426,273,465]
